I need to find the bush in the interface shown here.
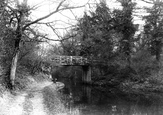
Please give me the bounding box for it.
[42,86,66,115]
[130,50,157,82]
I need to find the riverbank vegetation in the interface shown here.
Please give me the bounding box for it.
[52,0,163,95]
[1,0,163,100]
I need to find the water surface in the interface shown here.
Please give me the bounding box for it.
[57,78,163,115]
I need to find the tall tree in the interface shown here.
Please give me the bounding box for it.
[4,0,85,89]
[114,0,136,64]
[0,0,6,54]
[0,0,13,68]
[61,1,115,60]
[143,0,163,61]
[60,1,121,75]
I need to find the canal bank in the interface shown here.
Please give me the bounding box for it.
[57,77,163,115]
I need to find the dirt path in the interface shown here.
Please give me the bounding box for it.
[0,81,53,115]
[22,81,53,115]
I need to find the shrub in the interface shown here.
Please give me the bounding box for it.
[42,86,66,115]
[130,50,157,82]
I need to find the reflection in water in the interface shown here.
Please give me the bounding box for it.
[56,78,163,115]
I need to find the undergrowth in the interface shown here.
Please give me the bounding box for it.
[42,85,66,115]
[42,85,80,115]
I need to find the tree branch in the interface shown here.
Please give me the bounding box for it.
[23,1,84,30]
[46,23,79,42]
[42,37,62,41]
[46,23,63,39]
[141,0,153,4]
[141,0,163,5]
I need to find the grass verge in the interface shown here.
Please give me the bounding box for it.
[42,85,66,115]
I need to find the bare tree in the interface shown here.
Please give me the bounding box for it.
[7,0,86,89]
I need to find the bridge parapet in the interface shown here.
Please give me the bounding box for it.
[48,56,89,66]
[46,55,92,83]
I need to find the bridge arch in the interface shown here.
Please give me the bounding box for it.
[47,56,92,83]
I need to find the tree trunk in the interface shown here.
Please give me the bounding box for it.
[156,40,161,62]
[9,48,20,89]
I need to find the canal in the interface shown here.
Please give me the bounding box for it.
[56,77,163,115]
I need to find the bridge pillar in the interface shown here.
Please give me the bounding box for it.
[82,86,92,103]
[82,66,91,83]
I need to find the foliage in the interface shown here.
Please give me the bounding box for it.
[55,0,163,91]
[0,0,163,94]
[113,0,136,63]
[143,0,163,61]
[131,50,157,81]
[0,0,46,87]
[61,1,116,60]
[60,0,137,82]
[0,0,87,90]
[42,86,66,115]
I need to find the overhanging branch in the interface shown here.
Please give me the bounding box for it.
[141,0,153,4]
[23,2,84,30]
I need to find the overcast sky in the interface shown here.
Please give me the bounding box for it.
[21,0,152,44]
[27,0,91,40]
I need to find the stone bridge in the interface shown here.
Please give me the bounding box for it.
[47,56,92,83]
[48,56,89,66]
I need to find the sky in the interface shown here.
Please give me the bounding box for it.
[19,0,153,45]
[27,0,91,43]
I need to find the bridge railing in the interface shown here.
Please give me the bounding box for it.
[47,56,89,66]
